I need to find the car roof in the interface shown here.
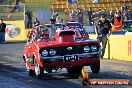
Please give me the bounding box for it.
[66,22,80,25]
[33,22,83,32]
[65,22,83,28]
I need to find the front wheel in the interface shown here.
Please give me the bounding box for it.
[24,57,36,76]
[34,59,44,79]
[90,61,100,74]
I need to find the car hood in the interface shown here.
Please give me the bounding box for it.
[35,39,99,48]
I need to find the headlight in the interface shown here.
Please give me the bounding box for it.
[83,46,90,53]
[49,49,56,56]
[42,50,48,56]
[91,45,98,52]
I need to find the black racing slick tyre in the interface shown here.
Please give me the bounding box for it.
[34,59,44,79]
[90,61,100,74]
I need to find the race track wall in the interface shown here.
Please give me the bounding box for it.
[89,34,132,61]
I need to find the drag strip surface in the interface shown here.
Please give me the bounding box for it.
[0,42,132,88]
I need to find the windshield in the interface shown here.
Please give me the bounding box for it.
[38,25,64,40]
[65,22,83,29]
[40,24,64,30]
[33,23,88,42]
[64,22,89,38]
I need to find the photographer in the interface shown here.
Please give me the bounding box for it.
[96,14,112,59]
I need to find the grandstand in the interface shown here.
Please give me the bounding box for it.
[49,0,132,25]
[0,0,131,24]
[0,0,131,17]
[0,0,131,14]
[25,0,53,4]
[51,0,132,13]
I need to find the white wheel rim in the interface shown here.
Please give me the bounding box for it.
[26,63,30,71]
[35,64,40,76]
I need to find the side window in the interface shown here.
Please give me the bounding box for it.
[34,27,50,41]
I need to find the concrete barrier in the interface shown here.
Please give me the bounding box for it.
[89,34,132,61]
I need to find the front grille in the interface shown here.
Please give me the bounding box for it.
[58,44,100,56]
[59,45,81,55]
[40,43,100,57]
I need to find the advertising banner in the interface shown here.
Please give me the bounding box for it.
[5,20,27,41]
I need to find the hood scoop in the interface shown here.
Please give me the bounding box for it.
[56,30,75,43]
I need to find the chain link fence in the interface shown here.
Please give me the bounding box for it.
[0,3,92,28]
[0,5,25,21]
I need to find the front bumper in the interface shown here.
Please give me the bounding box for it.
[40,50,101,68]
[44,57,100,68]
[40,50,101,61]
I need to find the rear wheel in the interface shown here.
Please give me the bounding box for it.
[90,61,100,74]
[34,59,44,79]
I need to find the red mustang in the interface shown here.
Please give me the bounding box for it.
[23,22,101,79]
